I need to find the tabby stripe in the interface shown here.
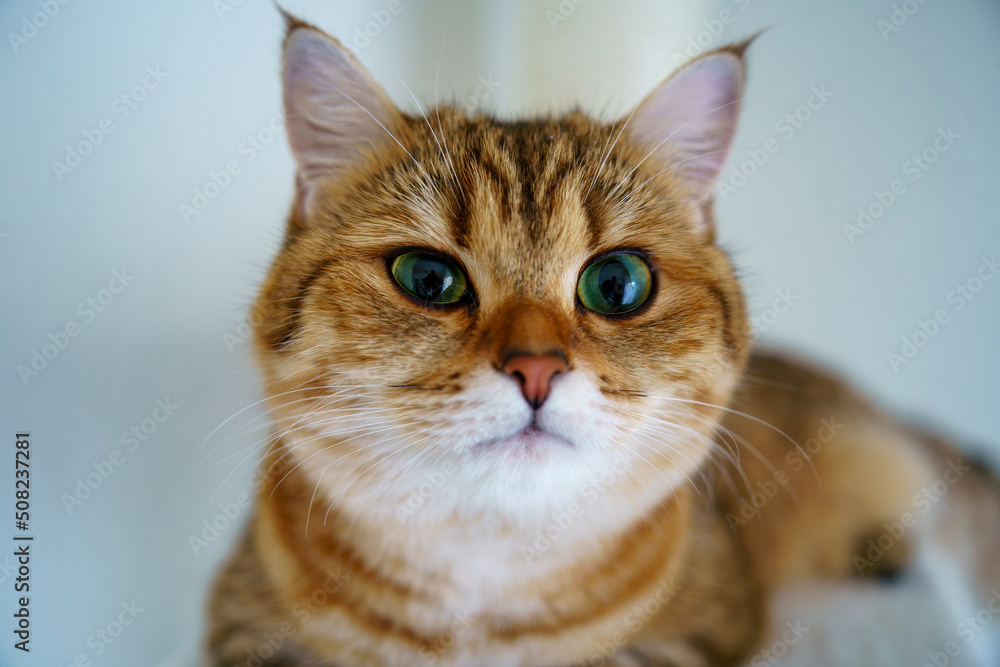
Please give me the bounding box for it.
[582,189,605,249]
[469,142,512,225]
[490,492,688,638]
[700,279,737,355]
[271,254,338,352]
[260,455,450,652]
[511,131,543,242]
[447,174,472,248]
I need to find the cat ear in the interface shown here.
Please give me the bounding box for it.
[282,16,401,212]
[625,45,746,207]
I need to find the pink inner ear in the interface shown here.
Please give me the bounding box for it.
[628,52,743,202]
[282,28,398,199]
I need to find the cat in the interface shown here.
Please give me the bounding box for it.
[206,12,1000,667]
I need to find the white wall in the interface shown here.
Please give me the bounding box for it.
[704,0,1000,461]
[0,0,997,665]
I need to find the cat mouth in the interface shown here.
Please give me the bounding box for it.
[478,423,574,453]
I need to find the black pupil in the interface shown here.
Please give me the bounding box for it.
[598,260,630,308]
[411,257,450,300]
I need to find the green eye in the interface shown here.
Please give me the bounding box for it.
[577,253,653,315]
[391,252,468,305]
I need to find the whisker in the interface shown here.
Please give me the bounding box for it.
[381,56,463,205]
[644,395,821,490]
[271,422,408,500]
[310,79,433,183]
[195,383,391,452]
[198,391,389,465]
[320,433,430,528]
[432,33,465,200]
[352,434,439,508]
[301,428,424,535]
[608,149,729,217]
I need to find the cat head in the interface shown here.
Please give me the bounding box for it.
[253,15,751,526]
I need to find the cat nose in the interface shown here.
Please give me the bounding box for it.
[502,352,568,409]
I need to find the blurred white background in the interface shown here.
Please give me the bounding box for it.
[1,0,998,665]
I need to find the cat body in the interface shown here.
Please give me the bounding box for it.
[206,15,1000,666]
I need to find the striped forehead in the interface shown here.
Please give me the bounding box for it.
[410,120,608,290]
[346,113,685,300]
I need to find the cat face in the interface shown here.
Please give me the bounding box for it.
[252,18,750,525]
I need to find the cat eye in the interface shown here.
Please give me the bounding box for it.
[391,251,468,305]
[577,253,653,315]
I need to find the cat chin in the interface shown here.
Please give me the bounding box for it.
[374,441,685,530]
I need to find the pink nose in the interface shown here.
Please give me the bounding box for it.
[502,353,568,408]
